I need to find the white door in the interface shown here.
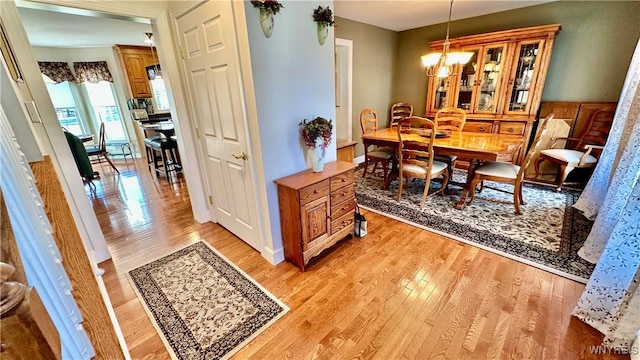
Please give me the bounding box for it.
[177,1,261,250]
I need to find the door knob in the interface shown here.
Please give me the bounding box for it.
[232,151,248,160]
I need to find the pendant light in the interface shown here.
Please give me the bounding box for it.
[144,32,162,80]
[420,0,473,78]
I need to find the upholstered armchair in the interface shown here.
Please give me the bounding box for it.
[533,109,614,191]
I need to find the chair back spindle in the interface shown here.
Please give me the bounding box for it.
[434,107,467,133]
[390,102,413,128]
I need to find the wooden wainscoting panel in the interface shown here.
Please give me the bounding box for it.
[30,157,124,359]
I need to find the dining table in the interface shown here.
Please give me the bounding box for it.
[361,128,525,209]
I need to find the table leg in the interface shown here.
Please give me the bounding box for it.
[383,156,399,190]
[455,158,479,210]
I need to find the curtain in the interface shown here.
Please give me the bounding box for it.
[37,61,76,83]
[572,39,640,350]
[73,61,113,83]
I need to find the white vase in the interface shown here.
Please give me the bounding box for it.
[259,9,274,38]
[307,137,325,172]
[317,22,328,45]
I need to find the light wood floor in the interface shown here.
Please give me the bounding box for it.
[94,159,624,359]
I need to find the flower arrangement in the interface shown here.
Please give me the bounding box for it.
[312,6,335,26]
[299,117,333,154]
[250,0,284,14]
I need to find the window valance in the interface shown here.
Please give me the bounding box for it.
[73,61,113,83]
[37,61,76,83]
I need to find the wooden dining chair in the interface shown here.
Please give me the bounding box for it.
[396,116,449,208]
[467,114,553,214]
[360,109,395,182]
[533,109,614,191]
[86,122,120,174]
[389,102,413,128]
[434,107,467,183]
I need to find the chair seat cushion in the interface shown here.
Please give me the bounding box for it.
[540,149,598,165]
[402,160,448,176]
[434,153,457,163]
[368,148,394,159]
[86,147,101,155]
[475,161,520,179]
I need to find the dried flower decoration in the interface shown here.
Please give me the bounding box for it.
[299,117,333,154]
[312,6,335,27]
[250,0,284,15]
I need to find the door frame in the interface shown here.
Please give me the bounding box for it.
[335,38,353,142]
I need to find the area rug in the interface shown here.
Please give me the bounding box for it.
[127,241,289,360]
[355,166,595,283]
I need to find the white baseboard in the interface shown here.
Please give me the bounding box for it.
[261,246,284,265]
[354,155,365,164]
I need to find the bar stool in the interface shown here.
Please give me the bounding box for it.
[144,137,181,180]
[144,135,163,171]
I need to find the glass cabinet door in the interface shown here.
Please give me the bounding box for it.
[474,44,506,113]
[506,40,544,114]
[455,49,479,112]
[431,76,454,110]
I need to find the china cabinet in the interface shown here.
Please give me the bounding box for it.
[113,45,156,98]
[274,161,357,271]
[425,24,561,163]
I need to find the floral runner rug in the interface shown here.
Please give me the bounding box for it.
[355,166,595,283]
[127,241,289,360]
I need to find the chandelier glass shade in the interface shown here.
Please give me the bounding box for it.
[421,0,473,78]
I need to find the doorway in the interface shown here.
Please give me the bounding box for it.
[14,0,266,256]
[335,38,353,142]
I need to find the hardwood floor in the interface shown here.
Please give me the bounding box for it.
[93,158,625,359]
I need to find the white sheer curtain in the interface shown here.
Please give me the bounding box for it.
[572,39,640,349]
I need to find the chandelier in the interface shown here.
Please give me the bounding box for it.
[420,0,473,77]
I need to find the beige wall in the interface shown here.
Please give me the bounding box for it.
[335,17,397,157]
[394,1,640,116]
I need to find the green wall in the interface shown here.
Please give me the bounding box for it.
[394,1,640,116]
[335,17,397,157]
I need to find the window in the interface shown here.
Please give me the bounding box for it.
[150,78,170,111]
[45,81,86,135]
[84,81,126,141]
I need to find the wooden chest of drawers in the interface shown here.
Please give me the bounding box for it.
[274,161,357,271]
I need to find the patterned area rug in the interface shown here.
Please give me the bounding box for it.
[127,242,289,360]
[355,166,595,282]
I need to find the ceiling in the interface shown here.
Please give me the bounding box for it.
[17,1,555,48]
[334,0,555,32]
[17,4,153,48]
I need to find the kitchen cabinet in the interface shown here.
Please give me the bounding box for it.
[425,24,561,163]
[113,45,156,98]
[274,161,357,271]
